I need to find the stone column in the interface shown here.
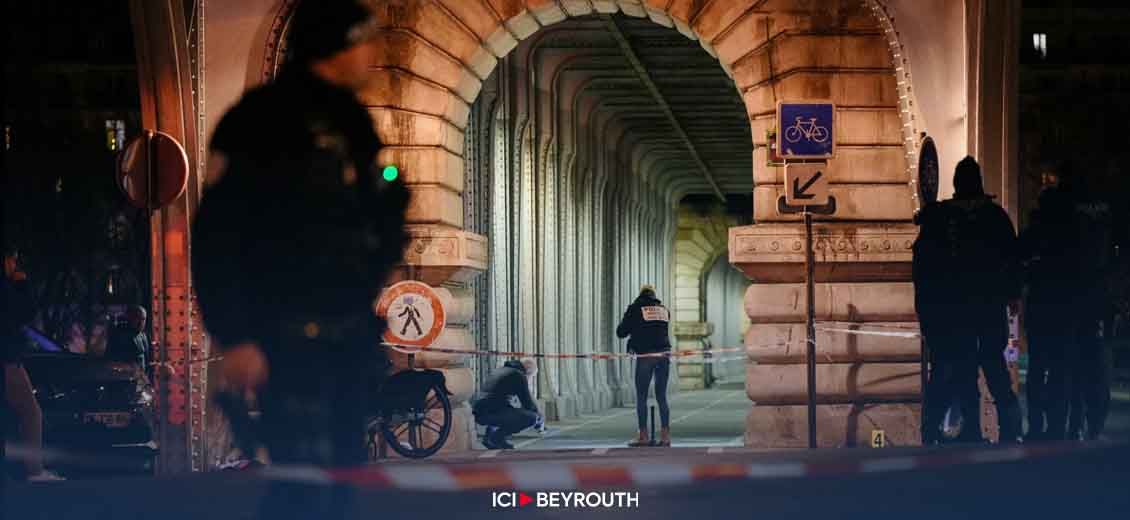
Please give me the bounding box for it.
[673,322,715,391]
[731,223,923,447]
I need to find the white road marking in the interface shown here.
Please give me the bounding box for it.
[592,447,610,455]
[478,450,501,459]
[707,446,724,454]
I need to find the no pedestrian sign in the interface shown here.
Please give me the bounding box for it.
[376,281,446,348]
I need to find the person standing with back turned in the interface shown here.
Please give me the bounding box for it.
[913,157,1022,444]
[617,284,673,447]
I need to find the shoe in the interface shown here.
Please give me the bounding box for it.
[27,470,66,482]
[627,429,650,447]
[482,431,514,450]
[658,428,671,447]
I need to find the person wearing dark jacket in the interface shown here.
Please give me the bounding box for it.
[472,359,541,449]
[104,306,149,370]
[1018,185,1079,441]
[190,2,408,518]
[913,157,1022,444]
[1059,169,1116,440]
[616,285,672,447]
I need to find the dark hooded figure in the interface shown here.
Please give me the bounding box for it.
[913,157,1022,444]
[190,1,409,518]
[1018,184,1079,440]
[1058,166,1116,440]
[616,284,672,447]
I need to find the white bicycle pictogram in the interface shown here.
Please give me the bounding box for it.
[784,116,830,144]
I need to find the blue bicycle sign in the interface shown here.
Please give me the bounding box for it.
[777,102,835,158]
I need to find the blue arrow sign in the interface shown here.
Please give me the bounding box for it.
[777,102,835,159]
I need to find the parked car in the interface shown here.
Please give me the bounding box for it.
[9,348,158,477]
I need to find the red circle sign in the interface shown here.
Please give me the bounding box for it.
[375,281,446,348]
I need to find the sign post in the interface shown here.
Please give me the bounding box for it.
[804,208,817,449]
[775,101,837,449]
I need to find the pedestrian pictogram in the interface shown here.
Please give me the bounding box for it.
[376,281,446,348]
[777,101,836,159]
[784,163,830,207]
[871,430,887,448]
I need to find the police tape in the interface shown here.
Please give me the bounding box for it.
[382,343,763,362]
[816,327,921,339]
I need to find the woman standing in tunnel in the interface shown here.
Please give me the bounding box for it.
[617,284,673,447]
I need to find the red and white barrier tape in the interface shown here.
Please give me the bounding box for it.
[816,327,921,339]
[261,442,1105,492]
[383,343,765,361]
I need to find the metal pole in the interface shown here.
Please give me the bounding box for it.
[804,210,817,449]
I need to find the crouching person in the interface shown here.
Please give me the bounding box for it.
[473,359,541,449]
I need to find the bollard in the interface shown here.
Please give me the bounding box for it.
[650,405,657,446]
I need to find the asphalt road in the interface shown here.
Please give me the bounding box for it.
[7,388,1129,520]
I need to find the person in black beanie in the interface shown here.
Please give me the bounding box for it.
[191,1,407,517]
[914,156,1022,444]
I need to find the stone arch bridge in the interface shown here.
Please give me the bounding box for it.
[128,0,1021,472]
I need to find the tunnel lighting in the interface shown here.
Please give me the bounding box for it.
[382,165,399,181]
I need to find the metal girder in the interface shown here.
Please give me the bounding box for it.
[601,14,726,202]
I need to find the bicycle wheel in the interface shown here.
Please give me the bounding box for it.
[784,125,803,143]
[811,125,829,143]
[380,380,452,458]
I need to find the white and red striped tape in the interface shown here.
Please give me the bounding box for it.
[384,343,759,361]
[261,442,1098,492]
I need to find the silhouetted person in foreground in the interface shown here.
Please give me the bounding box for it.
[914,157,1022,444]
[191,1,408,517]
[617,284,672,447]
[1058,166,1115,440]
[472,359,541,449]
[1019,184,1078,441]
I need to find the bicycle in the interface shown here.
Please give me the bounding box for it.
[216,362,453,463]
[784,116,830,144]
[365,366,452,459]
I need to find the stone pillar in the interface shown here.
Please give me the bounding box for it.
[731,223,923,447]
[673,321,714,391]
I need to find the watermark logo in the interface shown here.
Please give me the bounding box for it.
[491,491,639,509]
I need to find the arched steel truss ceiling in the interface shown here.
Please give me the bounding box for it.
[501,15,752,206]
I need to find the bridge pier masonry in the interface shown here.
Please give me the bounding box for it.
[726,5,926,447]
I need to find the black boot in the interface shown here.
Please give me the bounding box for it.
[996,401,1023,444]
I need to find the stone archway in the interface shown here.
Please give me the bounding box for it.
[253,0,925,452]
[672,203,734,391]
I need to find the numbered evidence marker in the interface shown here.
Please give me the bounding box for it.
[871,429,887,448]
[784,162,831,207]
[375,280,446,348]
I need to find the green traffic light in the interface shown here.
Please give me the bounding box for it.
[382,165,399,181]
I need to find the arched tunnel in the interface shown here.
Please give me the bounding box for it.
[458,14,753,428]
